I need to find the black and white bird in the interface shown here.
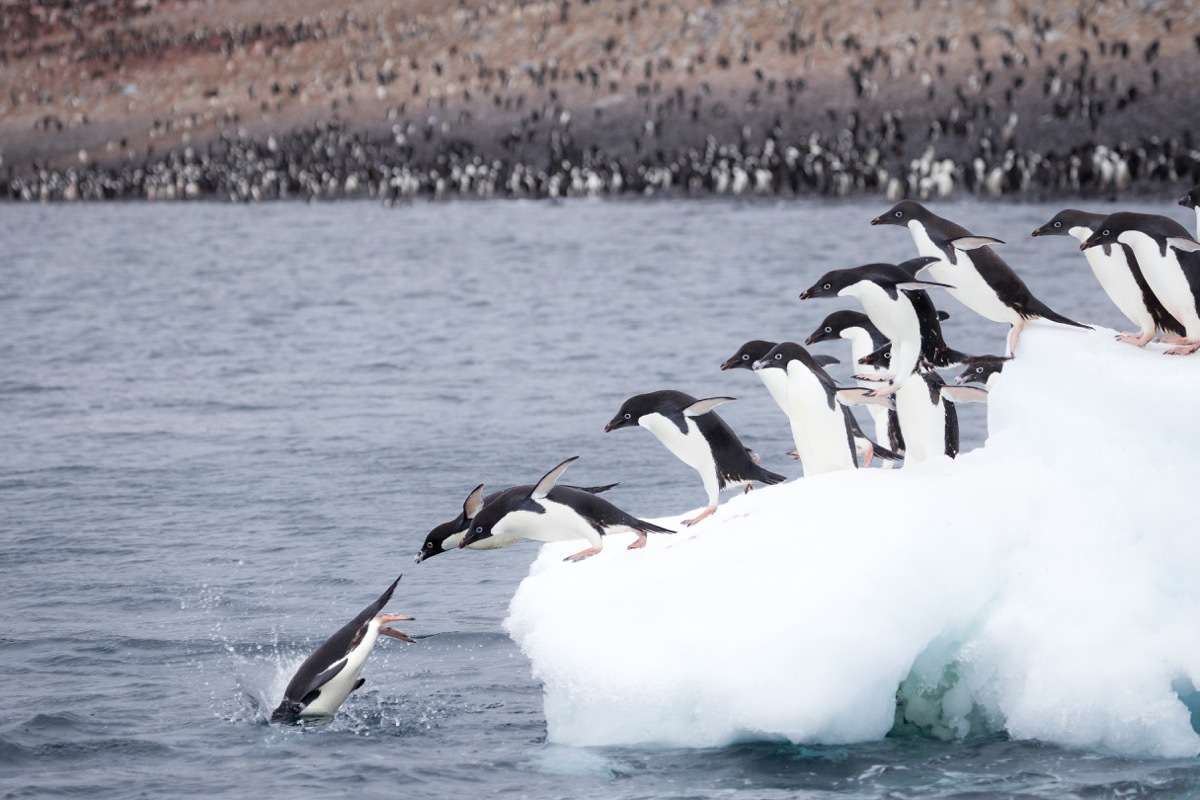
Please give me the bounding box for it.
[1180,185,1200,239]
[271,576,414,725]
[414,481,618,563]
[954,355,1010,389]
[799,259,953,395]
[457,457,673,561]
[872,200,1089,355]
[1032,209,1183,346]
[605,390,786,526]
[1082,212,1200,355]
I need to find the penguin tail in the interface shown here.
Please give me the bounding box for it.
[750,465,787,486]
[578,482,619,495]
[1026,299,1091,330]
[638,519,677,535]
[866,440,904,462]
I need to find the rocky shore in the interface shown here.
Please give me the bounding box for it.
[3,0,1198,201]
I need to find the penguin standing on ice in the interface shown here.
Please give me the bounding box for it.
[605,390,786,526]
[751,342,868,475]
[271,576,415,724]
[1032,209,1182,346]
[457,456,674,561]
[1082,212,1200,355]
[799,259,953,395]
[414,481,618,563]
[872,200,1090,355]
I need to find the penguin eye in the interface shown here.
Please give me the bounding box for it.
[884,352,891,359]
[425,542,433,549]
[741,354,749,360]
[774,353,782,360]
[894,211,903,218]
[975,366,984,373]
[1102,229,1110,236]
[1054,221,1061,228]
[623,412,631,419]
[823,283,831,290]
[824,326,832,333]
[475,526,483,533]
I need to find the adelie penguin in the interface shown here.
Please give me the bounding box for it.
[1180,185,1200,239]
[457,457,673,561]
[954,355,1010,390]
[605,390,786,526]
[872,200,1090,355]
[414,481,618,563]
[1082,212,1200,355]
[719,340,885,466]
[1032,209,1183,347]
[799,258,955,395]
[271,576,415,725]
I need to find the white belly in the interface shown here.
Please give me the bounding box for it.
[640,413,720,503]
[300,625,379,718]
[909,221,1017,324]
[843,330,892,440]
[1121,233,1200,337]
[894,380,947,464]
[783,364,856,475]
[494,500,604,547]
[845,284,921,383]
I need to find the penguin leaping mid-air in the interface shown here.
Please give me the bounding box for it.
[271,576,415,725]
[872,200,1090,356]
[799,259,953,395]
[605,390,786,526]
[414,481,618,563]
[1082,212,1200,356]
[457,457,674,561]
[1032,209,1183,347]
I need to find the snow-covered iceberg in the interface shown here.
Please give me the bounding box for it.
[505,324,1200,758]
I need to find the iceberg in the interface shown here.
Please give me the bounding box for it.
[504,324,1200,758]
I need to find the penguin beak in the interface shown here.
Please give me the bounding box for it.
[1031,226,1046,237]
[603,420,619,432]
[377,614,415,643]
[869,214,887,226]
[718,358,736,370]
[798,288,814,300]
[803,333,818,346]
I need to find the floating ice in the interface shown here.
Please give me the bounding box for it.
[505,325,1200,758]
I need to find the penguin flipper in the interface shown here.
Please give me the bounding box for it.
[1168,236,1200,253]
[836,387,895,409]
[941,385,989,404]
[684,397,735,417]
[463,484,486,518]
[812,354,841,367]
[351,678,366,693]
[898,279,955,292]
[576,482,619,495]
[951,235,1005,250]
[531,456,578,500]
[307,659,349,694]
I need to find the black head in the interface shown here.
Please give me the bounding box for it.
[805,309,871,345]
[753,341,809,372]
[1032,209,1105,238]
[605,389,696,432]
[799,266,866,300]
[857,344,892,370]
[871,200,930,227]
[415,519,461,563]
[720,340,777,371]
[1180,185,1200,210]
[1081,211,1189,251]
[459,486,524,548]
[954,356,1010,385]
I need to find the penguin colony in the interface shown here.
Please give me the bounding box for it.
[274,187,1200,725]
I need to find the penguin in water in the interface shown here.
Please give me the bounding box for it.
[799,258,954,395]
[414,481,618,563]
[1032,209,1183,346]
[719,341,888,466]
[271,576,415,725]
[457,456,674,561]
[605,390,786,526]
[1180,185,1200,239]
[1082,213,1200,355]
[954,355,1010,389]
[751,342,881,475]
[872,200,1090,355]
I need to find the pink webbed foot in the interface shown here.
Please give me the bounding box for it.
[377,613,416,642]
[1117,330,1154,347]
[1165,341,1200,356]
[626,532,648,550]
[564,546,601,562]
[681,506,717,527]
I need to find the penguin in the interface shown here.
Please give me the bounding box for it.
[457,457,674,561]
[719,340,885,464]
[954,355,1010,389]
[1032,209,1183,346]
[414,481,618,563]
[605,390,786,526]
[872,200,1090,355]
[804,311,920,460]
[1081,212,1200,355]
[751,342,866,475]
[271,576,414,725]
[1180,185,1200,239]
[799,259,954,395]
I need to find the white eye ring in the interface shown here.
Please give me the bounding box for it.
[475,526,483,533]
[824,326,832,333]
[741,354,749,360]
[823,283,831,290]
[774,353,782,360]
[623,412,631,419]
[894,211,902,218]
[884,352,891,359]
[976,366,984,373]
[1102,230,1110,236]
[1054,221,1061,227]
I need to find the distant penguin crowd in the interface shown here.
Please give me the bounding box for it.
[273,185,1200,726]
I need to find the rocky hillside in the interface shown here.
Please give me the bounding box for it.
[3,0,1198,200]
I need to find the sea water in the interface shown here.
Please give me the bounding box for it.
[2,197,1197,798]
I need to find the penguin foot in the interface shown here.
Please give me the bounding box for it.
[1164,341,1200,356]
[1117,331,1154,346]
[786,449,801,460]
[563,547,601,562]
[377,614,416,643]
[852,372,891,383]
[866,384,900,398]
[627,532,648,550]
[681,506,718,527]
[1159,336,1189,344]
[742,482,754,494]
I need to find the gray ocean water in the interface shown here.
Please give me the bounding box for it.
[3,197,1198,799]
